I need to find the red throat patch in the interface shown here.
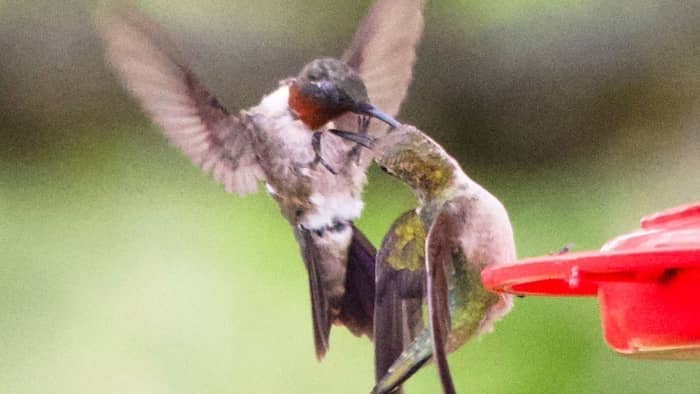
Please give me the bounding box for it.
[288,84,335,130]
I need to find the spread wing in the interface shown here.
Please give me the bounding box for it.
[97,5,264,195]
[336,0,424,138]
[425,205,463,394]
[374,210,426,385]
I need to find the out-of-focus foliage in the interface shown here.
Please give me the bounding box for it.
[1,1,699,393]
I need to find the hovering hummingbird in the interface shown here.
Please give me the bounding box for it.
[370,125,517,394]
[97,0,424,360]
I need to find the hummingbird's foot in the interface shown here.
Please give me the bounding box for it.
[310,131,338,174]
[311,155,338,175]
[329,116,375,164]
[348,144,363,165]
[358,114,371,134]
[351,115,372,164]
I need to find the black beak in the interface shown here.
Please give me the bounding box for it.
[354,103,401,129]
[328,129,376,148]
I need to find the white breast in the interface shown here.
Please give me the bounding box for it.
[253,86,316,163]
[249,85,367,229]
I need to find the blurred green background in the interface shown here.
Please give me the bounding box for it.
[1,0,699,393]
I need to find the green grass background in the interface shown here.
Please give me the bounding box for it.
[2,125,699,393]
[2,0,700,392]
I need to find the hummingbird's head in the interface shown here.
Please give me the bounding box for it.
[375,125,455,198]
[289,58,400,130]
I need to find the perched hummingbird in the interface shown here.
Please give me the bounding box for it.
[97,0,424,359]
[370,125,517,394]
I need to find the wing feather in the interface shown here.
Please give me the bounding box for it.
[97,5,264,195]
[374,210,426,386]
[425,207,461,394]
[336,0,424,140]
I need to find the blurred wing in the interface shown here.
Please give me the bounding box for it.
[97,5,264,195]
[374,210,426,385]
[336,0,424,137]
[426,206,462,394]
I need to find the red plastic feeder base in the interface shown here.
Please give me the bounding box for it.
[482,203,700,359]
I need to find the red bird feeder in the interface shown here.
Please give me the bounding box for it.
[482,203,700,359]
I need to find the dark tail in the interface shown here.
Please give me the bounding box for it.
[338,225,377,338]
[372,350,431,394]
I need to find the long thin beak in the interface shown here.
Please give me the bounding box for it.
[328,128,376,148]
[354,103,401,129]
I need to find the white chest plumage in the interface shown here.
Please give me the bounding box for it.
[247,85,367,229]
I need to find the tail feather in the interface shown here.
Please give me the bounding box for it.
[372,330,433,394]
[294,227,332,360]
[338,225,377,337]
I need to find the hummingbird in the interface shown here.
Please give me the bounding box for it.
[370,125,517,394]
[97,0,424,360]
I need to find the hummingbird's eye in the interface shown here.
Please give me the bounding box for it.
[379,165,390,174]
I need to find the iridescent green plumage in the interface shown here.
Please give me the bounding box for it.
[385,212,425,271]
[372,126,517,394]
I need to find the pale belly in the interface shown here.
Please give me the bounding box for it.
[247,85,368,229]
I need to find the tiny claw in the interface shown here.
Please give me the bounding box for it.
[308,155,337,175]
[358,114,371,134]
[352,115,373,164]
[318,157,338,175]
[347,144,363,165]
[310,131,338,174]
